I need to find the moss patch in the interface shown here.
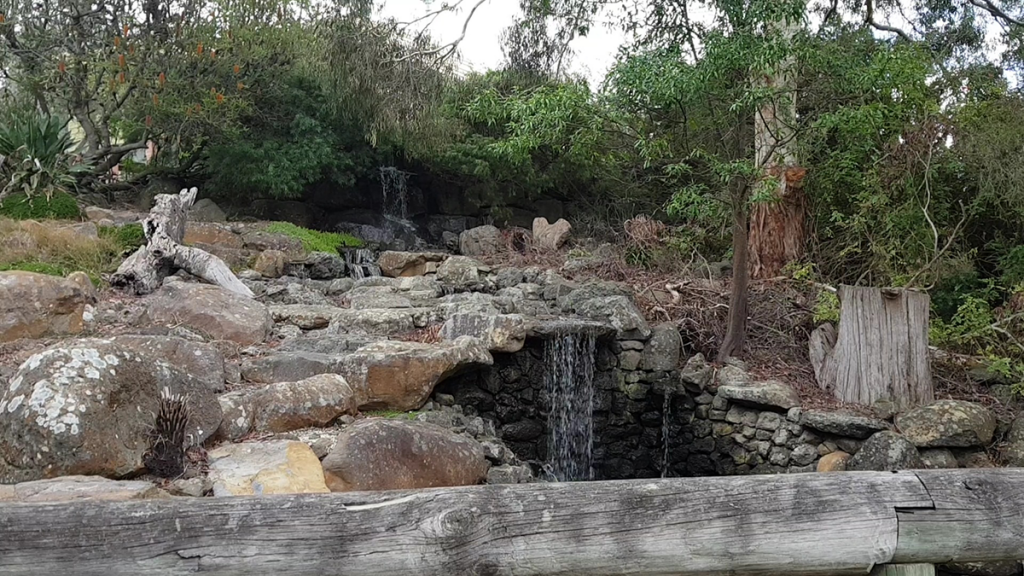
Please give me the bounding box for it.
[265,221,362,253]
[0,191,81,220]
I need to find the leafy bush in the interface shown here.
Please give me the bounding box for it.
[265,221,362,253]
[0,191,81,220]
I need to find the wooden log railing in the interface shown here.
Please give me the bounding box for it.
[0,469,1021,575]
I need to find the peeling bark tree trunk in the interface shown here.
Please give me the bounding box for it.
[111,187,254,298]
[813,286,933,410]
[748,15,807,280]
[718,193,749,362]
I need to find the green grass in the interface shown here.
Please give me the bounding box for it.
[363,410,419,420]
[0,191,81,220]
[98,222,146,253]
[265,221,362,253]
[0,261,102,285]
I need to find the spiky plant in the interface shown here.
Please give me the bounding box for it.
[0,114,90,202]
[143,388,193,479]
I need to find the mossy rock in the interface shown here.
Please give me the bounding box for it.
[265,221,362,253]
[0,192,81,220]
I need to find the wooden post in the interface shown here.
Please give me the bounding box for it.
[813,286,933,410]
[0,470,1021,575]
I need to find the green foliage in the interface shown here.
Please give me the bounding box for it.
[98,223,147,253]
[0,191,81,220]
[265,221,362,253]
[813,290,840,324]
[363,410,419,420]
[0,114,89,200]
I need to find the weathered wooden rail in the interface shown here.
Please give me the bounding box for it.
[0,469,1021,575]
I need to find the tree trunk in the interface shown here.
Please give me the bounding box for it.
[748,14,807,280]
[718,187,749,362]
[814,286,933,410]
[110,187,254,298]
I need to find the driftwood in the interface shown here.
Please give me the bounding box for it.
[0,469,1021,575]
[813,285,933,410]
[110,187,253,298]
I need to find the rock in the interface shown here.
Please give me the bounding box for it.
[253,250,287,278]
[847,431,923,471]
[897,400,996,448]
[269,304,339,330]
[0,476,167,502]
[378,251,447,277]
[321,419,489,492]
[557,282,633,313]
[1002,415,1024,466]
[167,477,209,497]
[144,282,273,346]
[920,448,960,469]
[339,337,493,411]
[459,225,503,256]
[328,278,354,295]
[241,352,336,384]
[109,335,227,393]
[0,339,222,482]
[83,206,142,224]
[941,561,1022,576]
[0,271,97,342]
[348,291,413,310]
[532,217,571,251]
[799,410,890,439]
[717,380,800,411]
[436,255,486,287]
[576,296,651,340]
[184,222,244,249]
[240,229,305,256]
[329,308,437,336]
[680,353,714,391]
[189,197,227,222]
[264,283,332,307]
[487,464,533,484]
[441,313,526,353]
[442,231,459,251]
[790,444,819,466]
[217,374,359,441]
[502,419,544,441]
[954,448,995,468]
[642,324,682,371]
[304,252,347,280]
[816,451,851,472]
[207,440,329,496]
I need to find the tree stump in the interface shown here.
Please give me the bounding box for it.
[813,286,933,410]
[110,188,254,298]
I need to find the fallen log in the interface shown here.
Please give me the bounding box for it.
[0,469,1021,575]
[110,187,253,298]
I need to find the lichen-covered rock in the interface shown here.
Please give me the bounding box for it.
[348,291,413,310]
[378,251,447,277]
[208,440,329,496]
[642,323,682,371]
[322,419,489,492]
[847,431,923,471]
[459,225,503,256]
[241,351,336,384]
[717,380,800,411]
[441,312,526,353]
[0,476,168,502]
[252,249,287,278]
[0,340,221,482]
[800,410,890,439]
[897,400,996,448]
[263,282,332,307]
[816,451,851,472]
[0,271,97,342]
[303,252,347,280]
[576,296,651,340]
[144,281,272,345]
[217,374,359,441]
[680,353,714,391]
[1002,415,1024,466]
[109,335,227,393]
[532,217,571,251]
[556,282,632,313]
[437,255,487,287]
[919,447,959,469]
[269,304,339,330]
[328,308,439,336]
[487,464,533,484]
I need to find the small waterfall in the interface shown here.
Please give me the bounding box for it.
[342,248,381,279]
[545,333,596,482]
[379,166,410,221]
[660,393,672,478]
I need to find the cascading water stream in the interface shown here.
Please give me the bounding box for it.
[379,166,410,221]
[544,333,597,482]
[661,393,672,478]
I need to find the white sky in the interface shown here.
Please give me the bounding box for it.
[377,0,625,87]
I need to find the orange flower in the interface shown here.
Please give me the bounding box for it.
[145,115,152,127]
[114,36,121,48]
[233,64,240,75]
[129,45,135,55]
[152,94,159,105]
[197,42,203,55]
[237,82,244,91]
[158,72,166,85]
[0,13,5,23]
[215,93,224,104]
[118,72,126,83]
[118,54,126,68]
[58,61,66,73]
[210,49,216,60]
[123,24,129,36]
[195,104,202,112]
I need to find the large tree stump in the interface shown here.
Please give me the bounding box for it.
[110,188,253,298]
[813,286,933,410]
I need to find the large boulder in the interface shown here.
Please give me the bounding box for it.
[188,198,227,222]
[303,252,347,280]
[184,222,243,249]
[575,296,651,340]
[0,476,167,502]
[328,308,439,336]
[847,431,923,471]
[532,217,571,251]
[322,419,489,492]
[459,225,503,256]
[1002,415,1024,466]
[339,337,493,411]
[897,400,996,448]
[0,340,222,482]
[0,271,97,342]
[642,324,682,371]
[441,313,526,353]
[252,249,287,278]
[800,410,890,439]
[216,374,359,441]
[207,440,329,496]
[436,255,487,288]
[717,380,801,411]
[109,335,227,393]
[144,281,273,346]
[377,251,447,277]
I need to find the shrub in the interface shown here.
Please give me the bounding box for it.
[0,191,81,220]
[265,221,362,253]
[0,217,121,283]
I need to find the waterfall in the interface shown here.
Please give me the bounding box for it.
[661,393,672,478]
[379,166,410,221]
[342,248,381,279]
[545,333,596,482]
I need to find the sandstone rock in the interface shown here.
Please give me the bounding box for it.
[253,249,287,278]
[240,229,305,256]
[800,410,890,439]
[329,308,438,336]
[897,400,996,448]
[576,296,651,340]
[437,255,486,287]
[208,440,329,496]
[217,374,358,441]
[269,304,338,330]
[0,340,221,482]
[322,419,489,492]
[241,351,336,384]
[0,271,97,342]
[109,335,227,393]
[348,291,413,310]
[920,447,960,469]
[816,451,851,472]
[188,198,227,222]
[378,251,447,277]
[0,476,167,502]
[718,380,800,411]
[339,337,493,411]
[184,222,244,249]
[847,431,923,471]
[487,464,533,484]
[532,217,571,251]
[459,225,503,256]
[441,313,526,353]
[1002,415,1024,466]
[263,283,332,306]
[642,323,682,371]
[145,282,273,346]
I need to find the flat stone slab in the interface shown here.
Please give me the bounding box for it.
[0,476,167,502]
[800,410,890,439]
[524,317,615,338]
[717,380,801,411]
